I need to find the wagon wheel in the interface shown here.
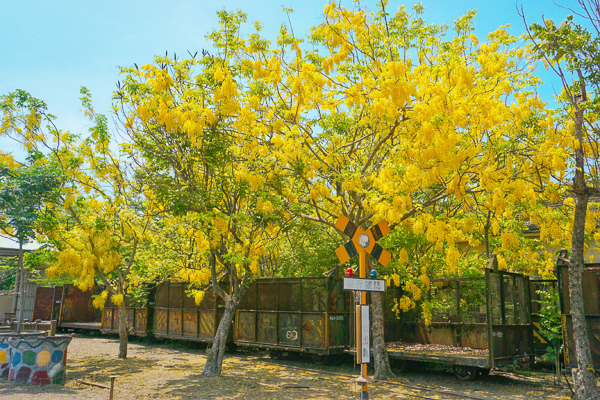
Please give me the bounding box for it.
[226,343,238,353]
[269,349,282,360]
[311,354,328,365]
[392,359,409,373]
[477,367,491,377]
[453,365,477,381]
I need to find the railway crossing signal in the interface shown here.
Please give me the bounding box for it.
[334,214,391,267]
[333,214,391,400]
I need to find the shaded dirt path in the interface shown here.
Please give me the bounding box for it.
[0,335,573,399]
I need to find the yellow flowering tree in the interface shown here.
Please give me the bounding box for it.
[115,11,288,376]
[0,88,159,358]
[238,1,552,378]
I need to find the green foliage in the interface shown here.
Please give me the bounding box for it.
[534,287,563,360]
[0,257,16,290]
[24,249,73,287]
[0,159,64,243]
[276,222,342,277]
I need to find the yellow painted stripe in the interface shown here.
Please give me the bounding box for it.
[335,245,351,264]
[533,322,548,344]
[533,329,548,344]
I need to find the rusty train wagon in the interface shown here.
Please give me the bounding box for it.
[234,268,350,363]
[32,284,102,331]
[556,256,600,371]
[101,295,149,337]
[152,282,231,343]
[384,269,535,381]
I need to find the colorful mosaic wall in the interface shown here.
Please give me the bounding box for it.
[0,332,47,379]
[0,337,11,378]
[5,335,73,385]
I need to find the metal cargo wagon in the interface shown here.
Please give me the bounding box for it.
[234,268,350,364]
[384,269,534,380]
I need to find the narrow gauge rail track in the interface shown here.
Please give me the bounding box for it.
[254,358,498,400]
[251,356,569,400]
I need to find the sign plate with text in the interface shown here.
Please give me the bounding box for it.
[361,305,370,364]
[343,277,385,292]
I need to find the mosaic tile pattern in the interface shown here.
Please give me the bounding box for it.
[7,336,72,385]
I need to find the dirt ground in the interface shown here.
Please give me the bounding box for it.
[0,333,575,399]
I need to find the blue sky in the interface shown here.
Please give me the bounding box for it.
[0,0,586,159]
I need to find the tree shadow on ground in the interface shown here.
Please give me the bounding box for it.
[158,369,354,400]
[69,356,160,385]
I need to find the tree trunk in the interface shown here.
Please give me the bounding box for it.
[371,290,395,380]
[569,95,597,399]
[117,300,129,359]
[202,295,236,376]
[16,241,24,334]
[569,202,597,398]
[11,253,20,314]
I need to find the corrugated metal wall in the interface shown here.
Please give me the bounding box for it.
[15,270,38,321]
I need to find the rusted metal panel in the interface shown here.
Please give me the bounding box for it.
[101,309,112,330]
[126,308,135,328]
[183,290,196,309]
[113,307,120,329]
[199,288,216,310]
[278,313,300,346]
[278,282,300,312]
[558,263,600,369]
[183,310,198,337]
[258,282,277,310]
[239,283,256,310]
[168,310,182,335]
[32,287,54,321]
[169,284,183,309]
[257,312,277,343]
[199,311,215,338]
[154,309,167,334]
[236,311,255,341]
[60,285,100,323]
[135,309,147,333]
[461,324,488,349]
[302,314,325,348]
[583,270,600,315]
[328,313,347,347]
[52,287,63,321]
[328,280,345,313]
[156,284,169,308]
[302,280,326,312]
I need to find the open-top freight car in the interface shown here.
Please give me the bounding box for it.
[31,284,102,331]
[556,251,600,371]
[101,293,150,337]
[101,281,232,344]
[28,265,541,381]
[234,268,349,363]
[384,269,535,381]
[152,282,232,343]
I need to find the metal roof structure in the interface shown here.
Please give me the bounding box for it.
[0,235,43,257]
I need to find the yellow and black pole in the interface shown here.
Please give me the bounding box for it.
[334,214,391,400]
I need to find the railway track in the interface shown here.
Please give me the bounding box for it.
[252,357,570,400]
[254,359,490,400]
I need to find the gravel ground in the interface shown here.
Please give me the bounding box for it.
[0,333,576,399]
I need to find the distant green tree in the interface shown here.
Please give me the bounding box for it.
[277,221,341,277]
[0,158,63,332]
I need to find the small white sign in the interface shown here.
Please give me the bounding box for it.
[343,277,385,292]
[361,305,370,364]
